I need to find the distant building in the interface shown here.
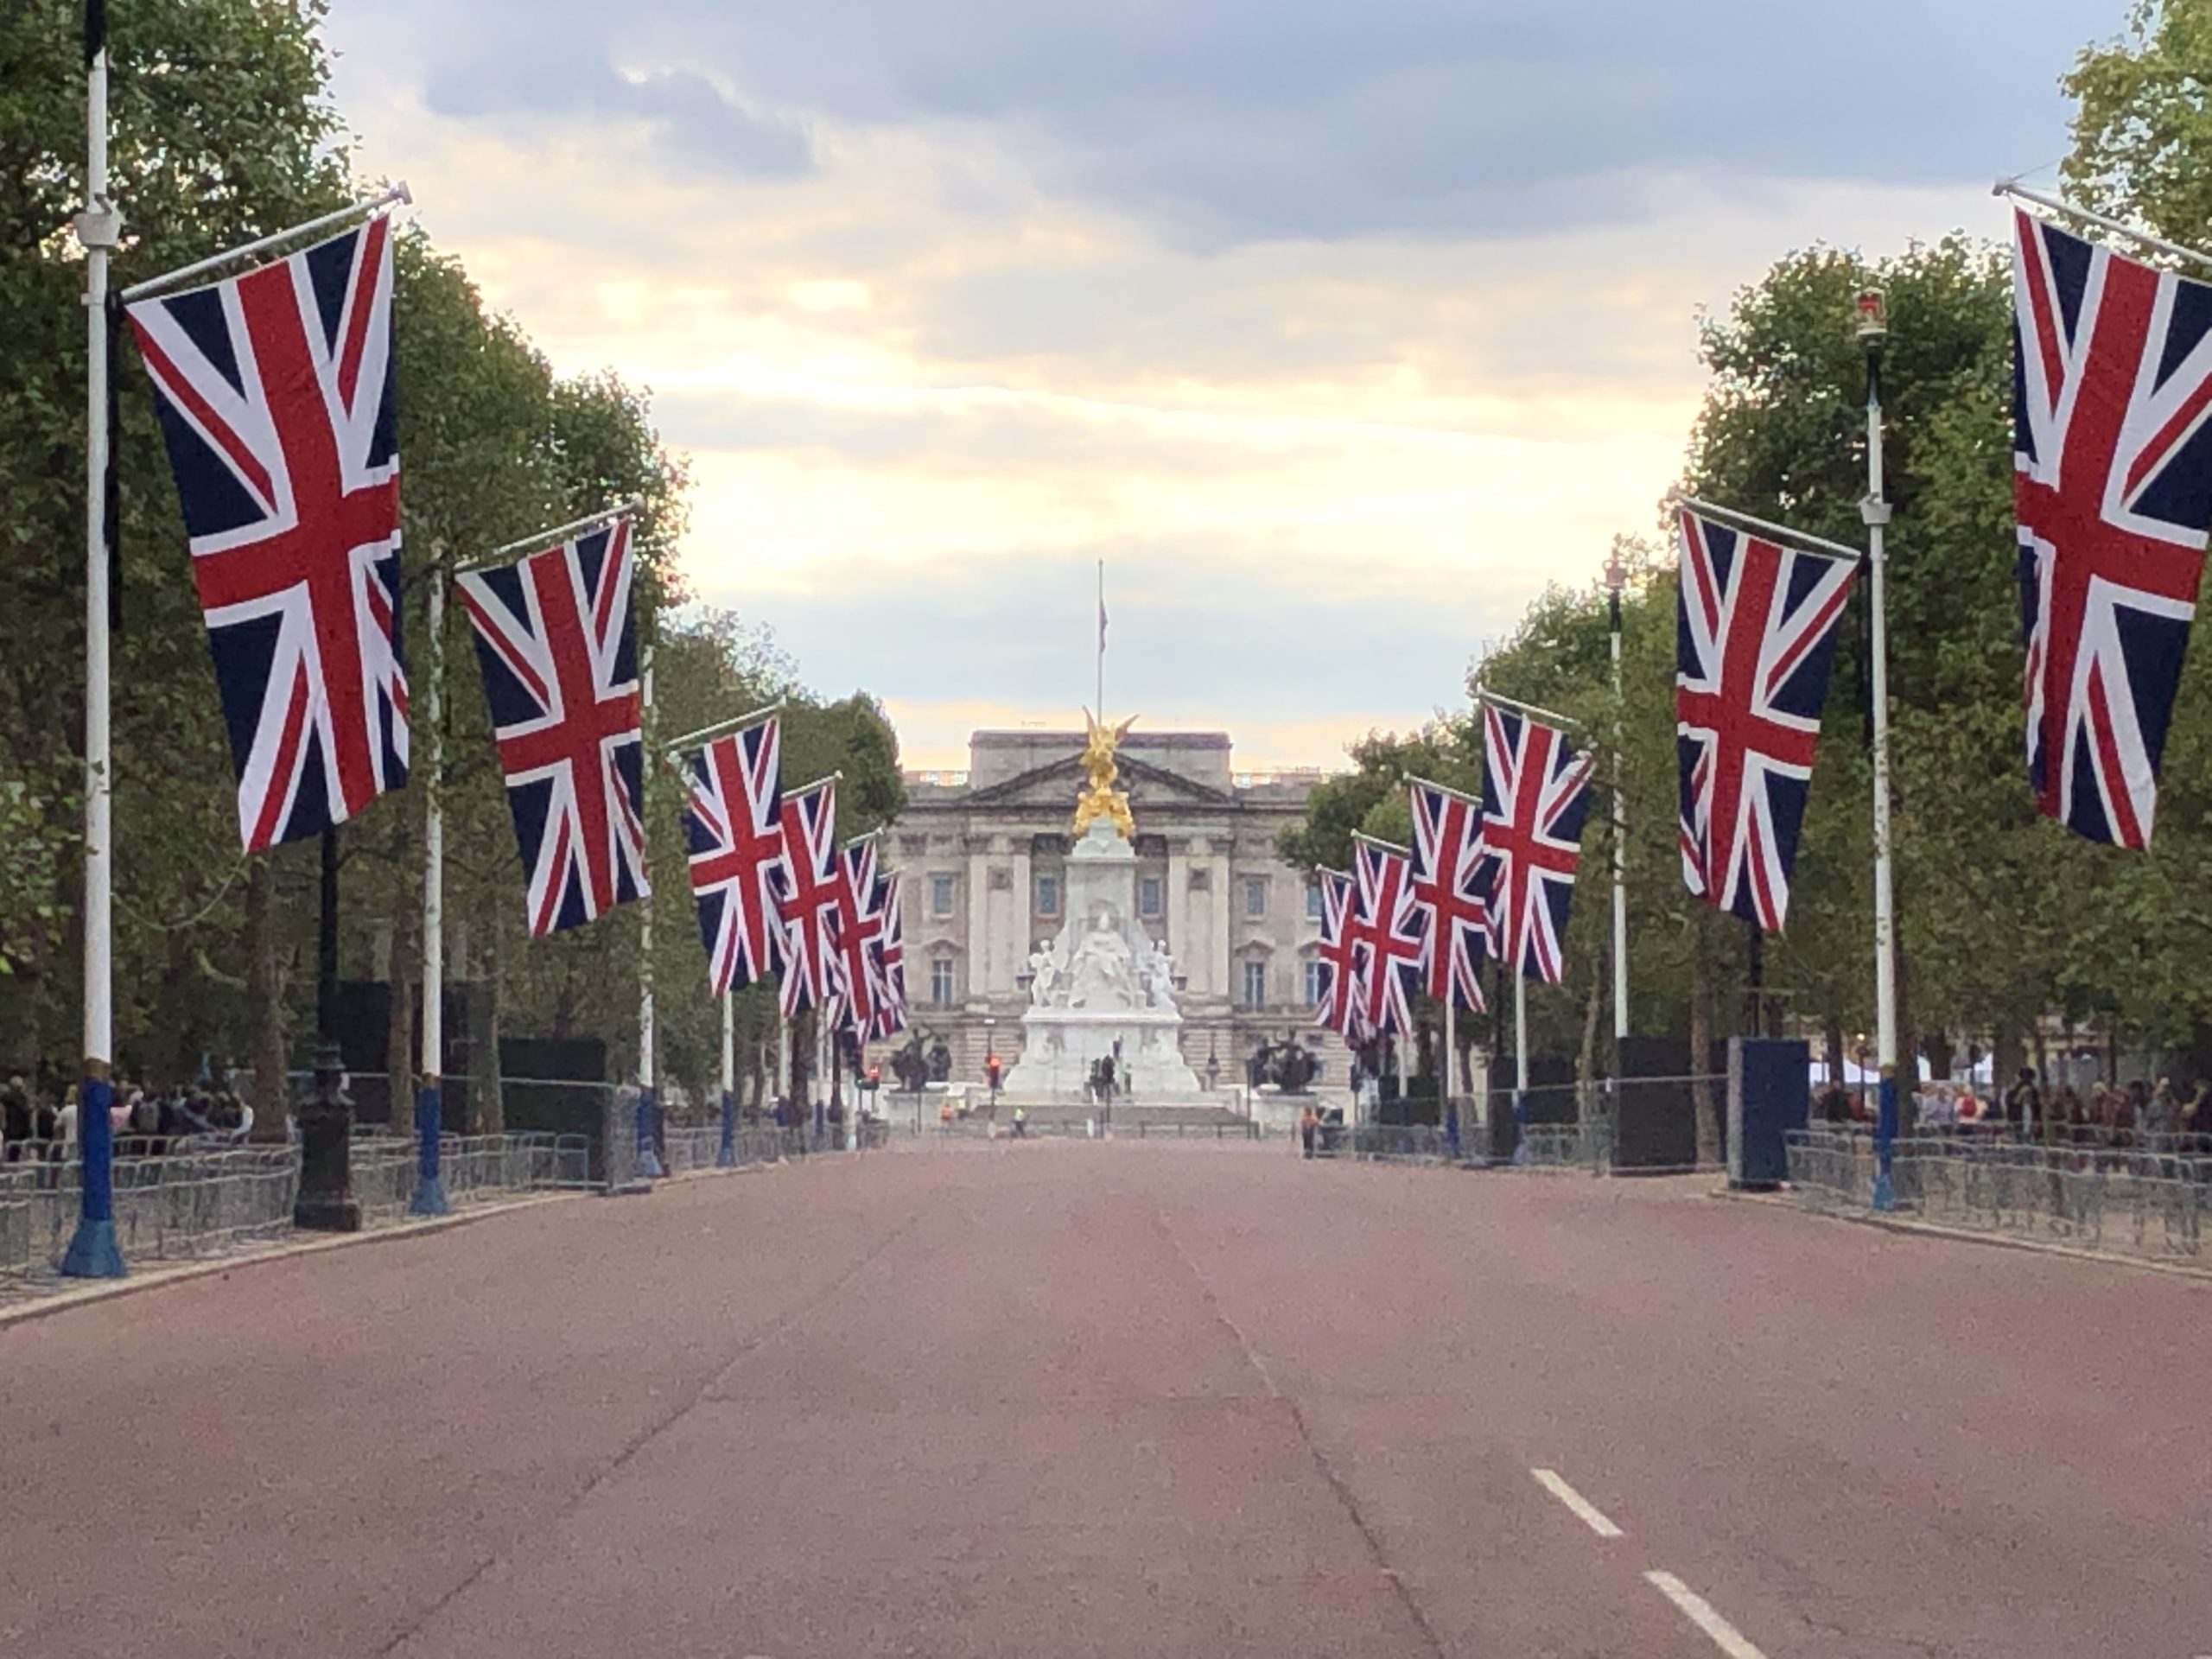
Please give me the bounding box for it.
[878,730,1347,1090]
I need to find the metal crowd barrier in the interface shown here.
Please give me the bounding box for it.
[1786,1128,2211,1262]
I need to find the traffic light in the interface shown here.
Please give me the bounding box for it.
[986,1054,1003,1093]
[865,1065,881,1093]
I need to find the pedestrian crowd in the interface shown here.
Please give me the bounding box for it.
[1,1072,255,1164]
[1815,1067,2212,1152]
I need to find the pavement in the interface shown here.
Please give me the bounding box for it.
[3,1140,2210,1659]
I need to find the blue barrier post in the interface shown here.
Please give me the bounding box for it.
[410,1081,449,1216]
[636,1086,664,1179]
[61,1074,125,1278]
[717,1089,736,1166]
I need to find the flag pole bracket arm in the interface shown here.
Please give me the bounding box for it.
[664,698,790,759]
[1350,830,1414,857]
[121,184,413,304]
[1673,496,1866,565]
[457,498,647,574]
[1472,685,1586,733]
[1994,178,2212,276]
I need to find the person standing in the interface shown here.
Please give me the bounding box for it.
[1300,1103,1319,1160]
[2004,1068,2042,1140]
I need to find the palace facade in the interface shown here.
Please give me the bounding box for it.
[874,729,1349,1092]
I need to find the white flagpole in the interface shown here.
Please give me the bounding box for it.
[717,991,736,1166]
[63,4,124,1278]
[1514,965,1530,1160]
[1859,293,1902,1208]
[636,639,664,1179]
[409,563,449,1214]
[1605,544,1630,1048]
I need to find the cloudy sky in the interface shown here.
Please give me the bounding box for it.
[327,0,2118,770]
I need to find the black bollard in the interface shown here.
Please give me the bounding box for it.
[294,1039,361,1231]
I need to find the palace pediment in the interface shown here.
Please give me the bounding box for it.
[963,752,1236,814]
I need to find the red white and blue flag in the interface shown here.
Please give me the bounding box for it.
[1675,507,1857,932]
[1407,779,1490,1012]
[1312,867,1368,1043]
[1480,703,1593,984]
[679,712,788,996]
[827,836,886,1037]
[125,218,407,850]
[456,520,646,937]
[1351,836,1424,1039]
[870,872,909,1040]
[2013,208,2212,847]
[775,778,842,1019]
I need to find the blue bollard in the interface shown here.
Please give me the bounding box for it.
[636,1086,665,1179]
[60,1073,126,1279]
[716,1089,736,1167]
[1511,1089,1529,1166]
[409,1082,450,1217]
[1872,1071,1898,1211]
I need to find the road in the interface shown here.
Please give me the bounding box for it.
[3,1140,2209,1658]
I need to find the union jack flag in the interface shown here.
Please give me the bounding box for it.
[1350,836,1423,1038]
[775,779,842,1019]
[1480,703,1593,984]
[1675,507,1857,931]
[679,713,787,995]
[1312,867,1367,1043]
[828,836,886,1036]
[870,872,909,1040]
[455,520,646,937]
[1408,779,1490,1012]
[2014,208,2212,847]
[125,218,406,850]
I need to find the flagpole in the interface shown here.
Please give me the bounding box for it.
[1514,964,1530,1163]
[1605,541,1630,1049]
[636,638,664,1181]
[409,558,450,1214]
[118,183,412,304]
[63,1,124,1278]
[1443,997,1457,1152]
[717,992,737,1167]
[1859,292,1902,1209]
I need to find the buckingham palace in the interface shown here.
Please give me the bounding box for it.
[874,728,1350,1092]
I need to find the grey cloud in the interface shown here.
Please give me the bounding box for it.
[422,40,812,179]
[385,0,2108,241]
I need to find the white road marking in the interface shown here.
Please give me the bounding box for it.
[1644,1571,1767,1659]
[1529,1467,1624,1538]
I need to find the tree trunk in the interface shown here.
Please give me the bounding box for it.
[386,876,416,1120]
[1689,925,1719,1165]
[1576,970,1602,1128]
[1824,1009,1846,1090]
[475,931,505,1134]
[245,860,290,1141]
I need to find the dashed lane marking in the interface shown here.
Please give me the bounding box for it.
[1644,1571,1767,1659]
[1529,1468,1624,1539]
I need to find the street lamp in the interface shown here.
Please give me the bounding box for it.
[1856,286,1902,1209]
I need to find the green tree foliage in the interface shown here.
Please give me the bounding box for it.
[0,3,904,1102]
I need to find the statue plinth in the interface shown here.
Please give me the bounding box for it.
[1000,820,1203,1099]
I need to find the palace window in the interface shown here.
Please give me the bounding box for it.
[1305,961,1325,1007]
[930,957,958,1006]
[1037,874,1060,917]
[1138,874,1163,918]
[1243,960,1268,1009]
[1306,881,1323,922]
[930,873,957,918]
[1244,876,1268,918]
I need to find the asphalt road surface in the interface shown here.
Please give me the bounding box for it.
[5,1140,2210,1659]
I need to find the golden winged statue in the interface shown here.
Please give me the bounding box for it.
[1072,709,1138,839]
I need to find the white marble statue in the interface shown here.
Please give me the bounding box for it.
[1066,912,1138,1010]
